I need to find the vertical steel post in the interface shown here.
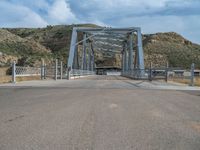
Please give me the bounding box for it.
[55,59,58,80]
[129,33,133,71]
[165,62,169,82]
[122,51,125,73]
[122,42,126,74]
[88,42,91,71]
[90,42,93,71]
[44,64,46,79]
[125,42,128,72]
[149,62,152,81]
[68,28,78,79]
[60,61,63,80]
[91,54,94,71]
[190,63,195,86]
[12,61,16,83]
[90,42,95,72]
[41,59,45,80]
[82,33,87,70]
[136,28,145,70]
[67,67,71,80]
[132,33,135,69]
[73,45,79,69]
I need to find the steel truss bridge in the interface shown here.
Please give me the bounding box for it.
[67,27,145,79]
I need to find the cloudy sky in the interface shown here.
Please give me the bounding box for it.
[0,0,200,43]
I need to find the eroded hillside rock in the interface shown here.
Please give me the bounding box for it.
[2,25,200,68]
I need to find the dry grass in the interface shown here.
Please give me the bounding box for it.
[0,67,10,75]
[195,78,200,86]
[0,67,42,84]
[170,77,200,86]
[0,75,41,84]
[16,76,41,82]
[0,67,12,83]
[0,76,12,83]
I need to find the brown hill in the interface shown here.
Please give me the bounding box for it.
[143,32,200,68]
[0,29,52,66]
[2,24,200,69]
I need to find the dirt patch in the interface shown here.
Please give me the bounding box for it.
[169,77,200,87]
[0,76,12,83]
[109,103,118,109]
[0,76,41,84]
[191,122,200,133]
[16,76,41,82]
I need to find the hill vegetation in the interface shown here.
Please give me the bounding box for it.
[143,32,200,68]
[0,29,52,66]
[0,24,199,69]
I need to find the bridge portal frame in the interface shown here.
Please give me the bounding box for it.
[67,27,145,79]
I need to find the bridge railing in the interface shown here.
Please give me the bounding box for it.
[70,69,96,77]
[122,68,168,81]
[122,69,149,80]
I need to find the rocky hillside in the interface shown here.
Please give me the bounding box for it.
[0,29,52,66]
[0,24,199,68]
[143,32,200,68]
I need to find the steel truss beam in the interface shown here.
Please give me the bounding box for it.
[81,33,87,70]
[76,27,139,33]
[128,33,133,70]
[68,27,145,78]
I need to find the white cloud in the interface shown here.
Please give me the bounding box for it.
[113,15,184,32]
[0,0,199,43]
[0,1,48,28]
[68,0,200,43]
[112,14,200,44]
[11,0,50,10]
[47,0,77,24]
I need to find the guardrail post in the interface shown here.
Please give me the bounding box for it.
[12,61,16,83]
[190,63,195,86]
[60,61,63,80]
[41,59,45,80]
[55,59,58,80]
[165,62,169,82]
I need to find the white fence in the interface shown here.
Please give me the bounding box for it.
[11,60,65,83]
[15,66,41,77]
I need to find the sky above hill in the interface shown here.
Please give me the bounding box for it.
[0,0,200,44]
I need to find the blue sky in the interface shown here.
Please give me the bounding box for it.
[0,0,200,44]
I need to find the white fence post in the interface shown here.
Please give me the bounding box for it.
[165,62,169,82]
[190,63,195,86]
[41,59,45,80]
[55,59,58,80]
[60,61,63,80]
[44,64,46,79]
[12,61,16,83]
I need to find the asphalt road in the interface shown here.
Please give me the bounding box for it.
[0,76,200,150]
